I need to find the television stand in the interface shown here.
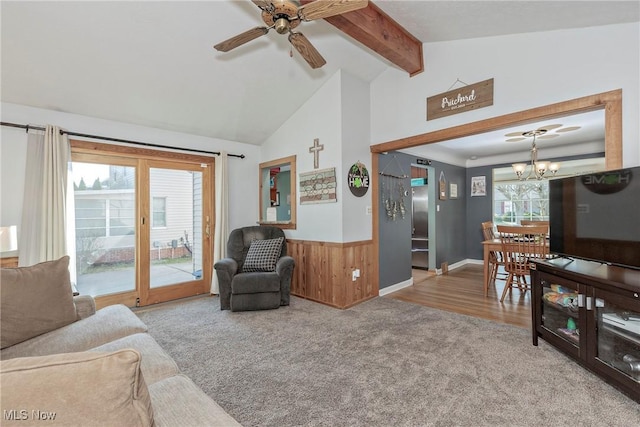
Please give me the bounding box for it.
[531,258,640,403]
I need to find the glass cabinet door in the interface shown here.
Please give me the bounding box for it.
[538,272,582,353]
[592,288,640,386]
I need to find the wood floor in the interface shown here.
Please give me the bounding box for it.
[385,264,532,329]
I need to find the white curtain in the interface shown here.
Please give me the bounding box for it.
[210,151,229,294]
[66,161,77,284]
[19,125,71,267]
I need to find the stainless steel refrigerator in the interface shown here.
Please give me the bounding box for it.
[411,184,429,269]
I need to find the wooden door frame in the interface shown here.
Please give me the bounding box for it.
[71,140,215,308]
[369,89,623,295]
[139,158,214,306]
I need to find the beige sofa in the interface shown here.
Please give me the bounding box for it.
[0,257,241,427]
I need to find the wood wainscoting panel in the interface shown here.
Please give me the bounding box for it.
[0,256,19,268]
[287,239,377,309]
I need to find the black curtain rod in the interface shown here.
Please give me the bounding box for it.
[0,121,245,159]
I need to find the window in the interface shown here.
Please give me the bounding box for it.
[152,197,167,228]
[75,197,135,237]
[109,198,135,236]
[493,180,549,225]
[492,158,607,226]
[75,199,106,238]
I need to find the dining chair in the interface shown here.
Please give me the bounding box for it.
[496,224,549,303]
[521,220,550,239]
[481,221,506,287]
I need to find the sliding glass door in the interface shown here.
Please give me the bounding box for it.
[72,158,137,300]
[71,143,213,308]
[139,160,210,305]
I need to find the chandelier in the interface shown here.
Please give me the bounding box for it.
[511,129,559,180]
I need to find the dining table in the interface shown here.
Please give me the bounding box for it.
[482,237,549,297]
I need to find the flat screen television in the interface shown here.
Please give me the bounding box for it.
[549,166,640,270]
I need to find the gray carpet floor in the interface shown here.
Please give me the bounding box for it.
[136,295,640,427]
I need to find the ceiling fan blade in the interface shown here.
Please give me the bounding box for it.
[214,27,270,52]
[555,126,581,133]
[298,0,368,21]
[537,124,563,131]
[288,32,326,69]
[504,131,524,137]
[251,0,273,11]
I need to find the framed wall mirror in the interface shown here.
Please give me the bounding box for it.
[259,155,296,229]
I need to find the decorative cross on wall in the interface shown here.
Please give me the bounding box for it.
[309,138,324,169]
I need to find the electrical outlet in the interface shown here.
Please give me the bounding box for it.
[366,206,372,215]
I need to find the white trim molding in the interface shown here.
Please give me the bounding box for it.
[379,278,413,296]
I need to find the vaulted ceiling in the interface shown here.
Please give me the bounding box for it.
[2,1,638,149]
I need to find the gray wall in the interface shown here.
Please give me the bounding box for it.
[379,151,605,290]
[378,152,466,289]
[378,153,413,289]
[431,160,467,269]
[465,165,495,260]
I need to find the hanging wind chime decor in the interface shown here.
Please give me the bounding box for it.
[379,155,408,221]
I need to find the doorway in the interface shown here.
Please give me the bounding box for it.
[370,90,623,296]
[410,165,436,271]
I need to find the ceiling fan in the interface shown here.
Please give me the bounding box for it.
[504,124,581,142]
[214,0,368,69]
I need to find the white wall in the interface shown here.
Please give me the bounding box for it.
[261,71,343,242]
[260,70,373,243]
[0,103,260,241]
[340,71,372,242]
[371,23,640,167]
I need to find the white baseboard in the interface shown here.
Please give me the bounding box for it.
[379,277,413,296]
[435,258,482,274]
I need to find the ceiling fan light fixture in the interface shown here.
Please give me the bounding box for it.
[274,17,290,34]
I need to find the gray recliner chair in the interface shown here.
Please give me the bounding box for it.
[214,226,295,312]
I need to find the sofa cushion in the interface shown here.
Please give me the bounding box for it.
[0,349,154,427]
[149,374,241,427]
[74,294,96,320]
[0,304,147,360]
[91,333,179,385]
[242,237,284,272]
[1,256,77,349]
[232,271,280,294]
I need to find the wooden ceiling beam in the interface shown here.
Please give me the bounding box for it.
[300,0,424,76]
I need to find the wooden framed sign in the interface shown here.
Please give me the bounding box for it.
[427,78,494,121]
